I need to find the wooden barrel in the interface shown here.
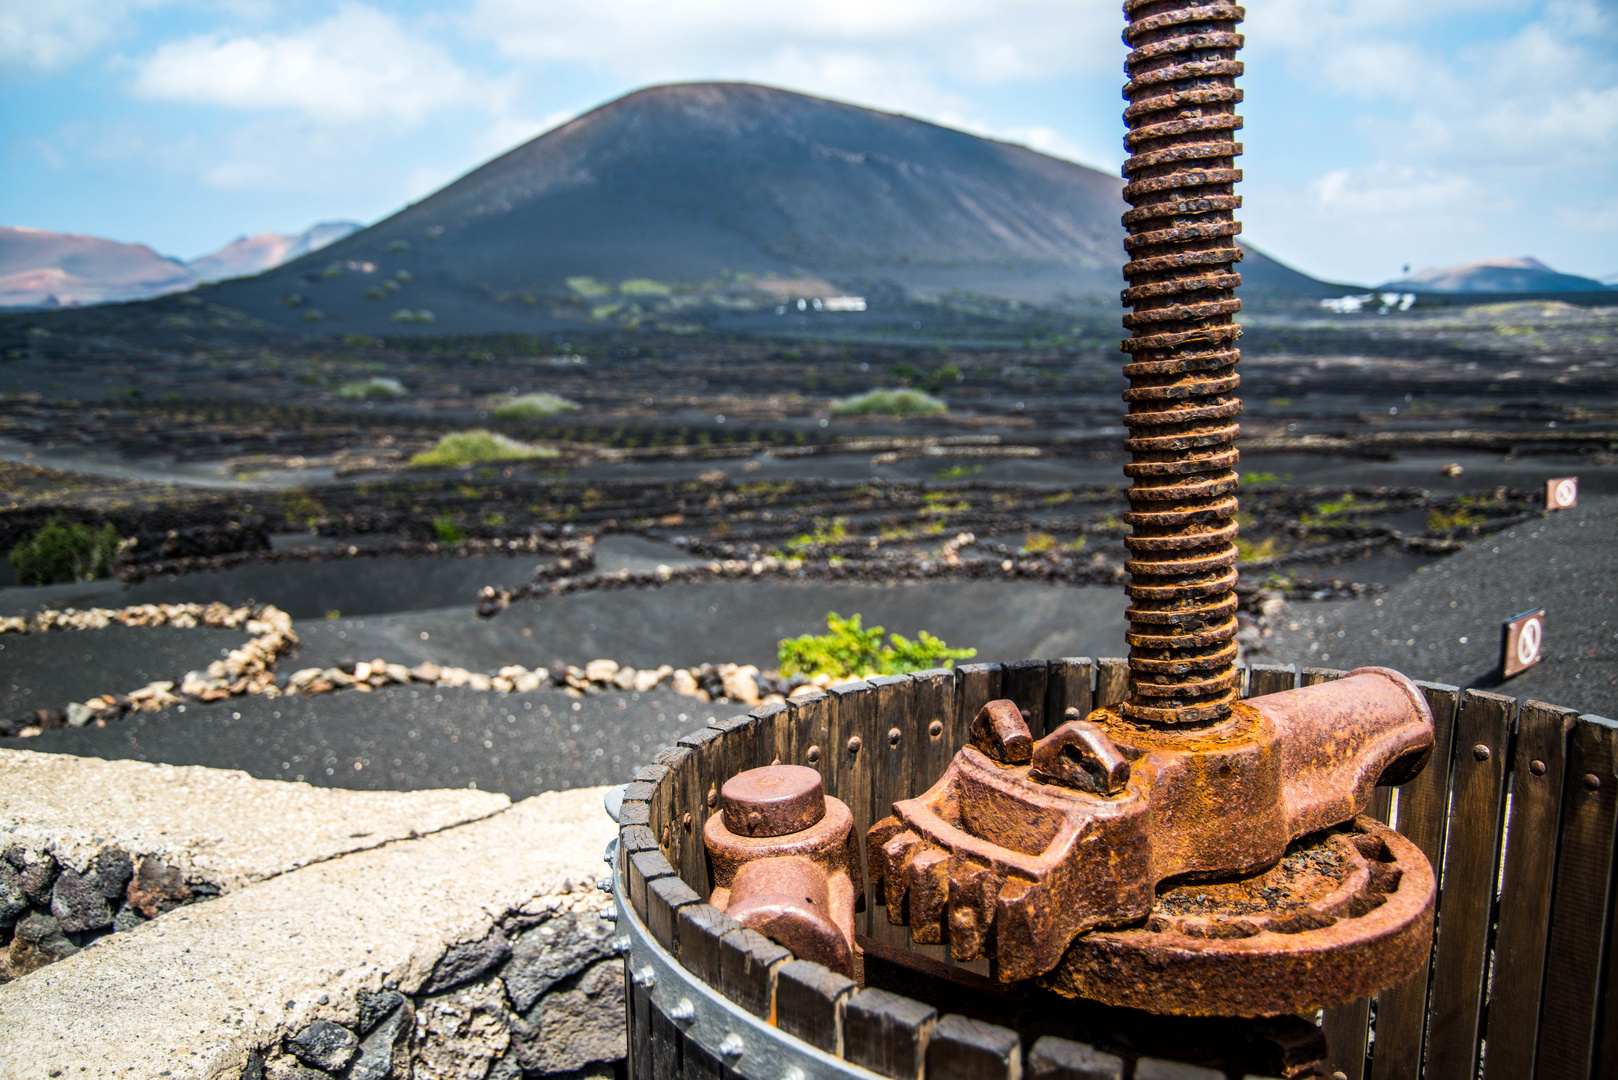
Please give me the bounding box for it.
[613,658,1618,1079]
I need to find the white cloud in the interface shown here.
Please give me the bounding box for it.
[466,0,1119,114]
[131,4,494,124]
[470,0,1119,76]
[0,0,156,72]
[460,0,1128,170]
[1311,165,1490,219]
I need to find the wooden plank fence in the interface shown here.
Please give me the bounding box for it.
[618,659,1618,1080]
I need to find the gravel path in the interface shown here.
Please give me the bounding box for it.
[1260,496,1617,717]
[10,684,696,797]
[0,552,551,619]
[287,579,1127,675]
[0,626,246,719]
[4,576,1127,794]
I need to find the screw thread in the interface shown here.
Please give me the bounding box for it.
[1119,0,1247,725]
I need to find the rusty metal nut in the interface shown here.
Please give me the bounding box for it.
[721,765,825,838]
[705,765,863,977]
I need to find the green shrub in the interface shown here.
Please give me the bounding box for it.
[830,389,948,417]
[493,392,581,420]
[619,278,671,296]
[1428,507,1484,531]
[9,518,122,586]
[777,612,976,679]
[409,430,558,468]
[567,276,611,298]
[336,377,406,399]
[432,516,467,544]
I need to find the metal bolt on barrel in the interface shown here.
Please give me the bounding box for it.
[1119,0,1248,726]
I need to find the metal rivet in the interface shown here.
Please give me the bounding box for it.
[929,720,944,739]
[1473,744,1491,761]
[1529,759,1547,776]
[806,745,822,764]
[718,1032,745,1058]
[611,935,631,955]
[706,784,717,807]
[633,965,656,988]
[888,727,902,747]
[669,998,695,1024]
[1586,773,1602,790]
[847,736,862,755]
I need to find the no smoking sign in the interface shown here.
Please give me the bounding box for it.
[1501,608,1547,678]
[1545,476,1578,511]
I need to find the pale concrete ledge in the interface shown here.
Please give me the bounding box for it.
[0,748,511,889]
[0,766,620,1080]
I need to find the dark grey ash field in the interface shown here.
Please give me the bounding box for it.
[2,84,1615,794]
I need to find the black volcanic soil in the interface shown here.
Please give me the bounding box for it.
[7,574,1128,797]
[1258,495,1617,717]
[1,288,1615,794]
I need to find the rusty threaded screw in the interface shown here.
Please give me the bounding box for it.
[1118,0,1247,726]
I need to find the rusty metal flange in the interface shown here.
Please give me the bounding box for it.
[1041,816,1435,1016]
[867,667,1435,1002]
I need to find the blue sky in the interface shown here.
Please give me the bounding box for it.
[3,0,1614,285]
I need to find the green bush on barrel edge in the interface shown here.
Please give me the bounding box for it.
[778,611,976,679]
[9,518,122,586]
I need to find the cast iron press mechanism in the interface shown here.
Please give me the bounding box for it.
[703,0,1439,1018]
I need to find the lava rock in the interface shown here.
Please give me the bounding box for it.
[501,913,618,1012]
[355,988,406,1033]
[7,911,78,977]
[92,848,134,899]
[238,1048,263,1080]
[422,926,511,993]
[51,869,114,933]
[112,905,148,933]
[511,959,627,1075]
[344,996,414,1080]
[126,857,191,918]
[0,862,25,929]
[19,855,57,906]
[287,1019,359,1072]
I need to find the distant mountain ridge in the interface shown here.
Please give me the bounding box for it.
[0,222,359,308]
[186,223,360,283]
[1380,257,1609,294]
[0,228,194,307]
[200,82,1344,334]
